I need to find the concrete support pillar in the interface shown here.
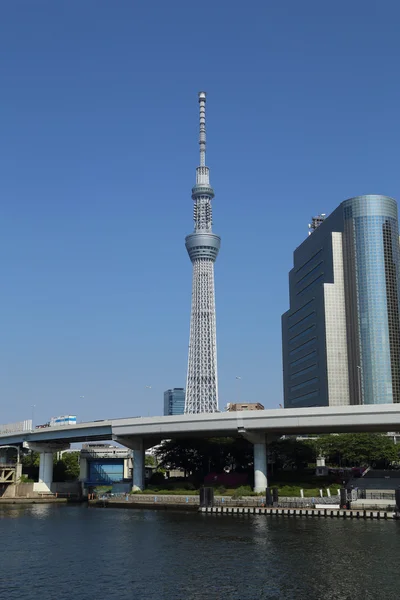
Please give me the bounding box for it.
[79,457,88,482]
[133,444,145,492]
[113,436,160,493]
[24,442,70,494]
[78,457,88,497]
[253,441,268,493]
[38,452,54,492]
[240,432,275,493]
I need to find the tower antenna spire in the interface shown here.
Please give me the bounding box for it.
[198,91,206,167]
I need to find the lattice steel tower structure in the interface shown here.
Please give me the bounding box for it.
[184,92,221,413]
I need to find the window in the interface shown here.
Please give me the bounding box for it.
[295,248,323,275]
[290,377,318,392]
[288,311,315,332]
[290,390,319,403]
[290,364,317,380]
[289,325,316,345]
[288,299,315,324]
[290,350,316,368]
[289,338,316,356]
[296,274,325,296]
[296,261,324,287]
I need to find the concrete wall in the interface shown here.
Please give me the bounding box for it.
[0,481,81,498]
[1,483,35,498]
[51,482,81,495]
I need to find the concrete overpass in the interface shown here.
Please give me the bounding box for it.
[1,404,400,493]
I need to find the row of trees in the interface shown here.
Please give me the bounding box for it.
[316,433,398,468]
[154,433,400,478]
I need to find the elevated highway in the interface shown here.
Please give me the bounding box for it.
[1,404,399,493]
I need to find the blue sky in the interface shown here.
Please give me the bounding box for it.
[1,1,400,424]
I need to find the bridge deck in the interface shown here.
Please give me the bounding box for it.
[0,404,399,447]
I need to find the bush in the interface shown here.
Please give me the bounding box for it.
[140,488,198,495]
[149,471,166,485]
[231,485,255,499]
[274,484,341,498]
[182,482,196,491]
[19,475,34,483]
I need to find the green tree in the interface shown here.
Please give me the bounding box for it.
[155,438,204,476]
[315,433,399,468]
[21,451,39,480]
[53,452,80,482]
[154,437,254,478]
[62,452,80,479]
[269,437,315,470]
[145,454,156,467]
[21,451,40,468]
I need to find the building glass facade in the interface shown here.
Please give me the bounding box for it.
[282,195,400,408]
[163,388,185,416]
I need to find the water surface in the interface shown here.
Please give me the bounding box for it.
[0,504,399,599]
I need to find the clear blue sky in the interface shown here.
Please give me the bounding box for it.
[1,1,399,424]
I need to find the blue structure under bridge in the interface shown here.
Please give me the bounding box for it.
[86,459,125,485]
[79,444,133,489]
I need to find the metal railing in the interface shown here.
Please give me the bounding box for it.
[100,493,341,508]
[358,491,396,501]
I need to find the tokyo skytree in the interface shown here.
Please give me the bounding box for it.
[184,91,221,414]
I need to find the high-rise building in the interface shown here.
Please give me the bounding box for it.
[282,195,400,408]
[164,388,185,416]
[184,92,220,413]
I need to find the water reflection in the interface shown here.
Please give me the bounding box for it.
[0,503,54,519]
[0,507,399,600]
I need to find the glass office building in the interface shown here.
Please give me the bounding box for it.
[282,195,400,408]
[163,388,185,416]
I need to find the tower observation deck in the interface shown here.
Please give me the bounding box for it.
[184,92,221,413]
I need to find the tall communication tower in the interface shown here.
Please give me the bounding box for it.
[184,92,221,413]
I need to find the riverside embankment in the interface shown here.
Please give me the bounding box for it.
[91,492,400,516]
[89,493,399,518]
[0,497,76,505]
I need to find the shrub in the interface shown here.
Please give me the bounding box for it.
[231,485,254,499]
[19,475,34,483]
[182,482,196,491]
[149,471,166,485]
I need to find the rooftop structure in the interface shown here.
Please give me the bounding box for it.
[308,214,326,235]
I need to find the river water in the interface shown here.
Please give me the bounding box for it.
[0,504,399,600]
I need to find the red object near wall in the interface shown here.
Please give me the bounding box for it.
[204,472,248,487]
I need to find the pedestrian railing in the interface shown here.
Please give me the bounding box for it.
[358,491,396,501]
[101,493,341,508]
